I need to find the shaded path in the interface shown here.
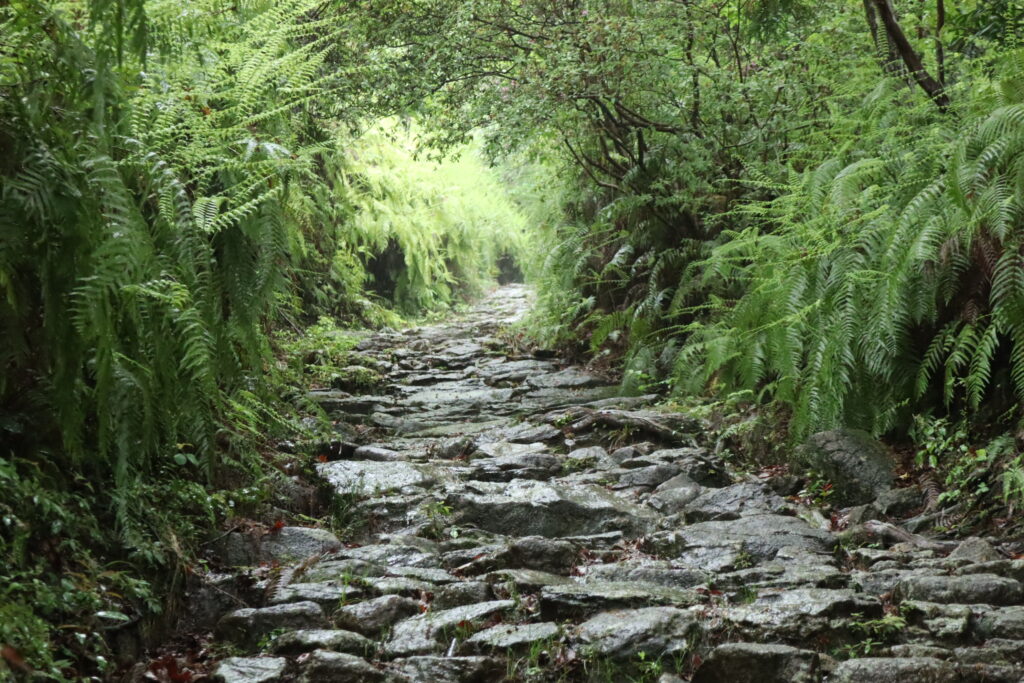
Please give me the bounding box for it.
[204,286,1024,683]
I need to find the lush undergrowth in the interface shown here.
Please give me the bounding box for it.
[6,0,1024,676]
[0,0,532,676]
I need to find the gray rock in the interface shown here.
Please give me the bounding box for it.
[432,581,493,609]
[466,622,561,652]
[502,423,562,443]
[540,581,702,619]
[583,559,710,588]
[954,663,1024,682]
[473,440,547,459]
[975,606,1024,639]
[875,486,924,516]
[612,464,681,489]
[652,449,731,487]
[470,451,561,481]
[335,595,421,636]
[715,558,845,591]
[900,601,973,639]
[354,445,405,461]
[648,478,704,513]
[682,482,789,521]
[648,514,835,569]
[216,527,342,566]
[527,368,608,389]
[446,479,656,538]
[573,607,699,660]
[260,528,344,565]
[384,600,514,657]
[798,428,895,506]
[271,629,374,656]
[267,582,363,609]
[719,588,880,640]
[565,444,610,464]
[829,657,957,683]
[298,650,397,683]
[390,656,503,682]
[305,559,387,582]
[957,559,1024,582]
[954,638,1024,665]
[367,576,435,596]
[895,574,1023,605]
[475,536,578,574]
[318,460,438,496]
[339,544,440,568]
[216,602,328,648]
[386,566,456,584]
[692,643,819,683]
[213,657,288,683]
[484,568,575,592]
[887,644,951,659]
[949,538,1002,564]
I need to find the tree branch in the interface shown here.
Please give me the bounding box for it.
[871,0,949,110]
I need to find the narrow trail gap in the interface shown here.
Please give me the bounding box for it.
[202,287,1024,683]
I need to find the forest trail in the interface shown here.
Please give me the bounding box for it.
[199,286,1024,683]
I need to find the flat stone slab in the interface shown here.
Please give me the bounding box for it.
[467,622,561,651]
[527,368,609,389]
[582,559,710,588]
[390,655,504,682]
[213,657,288,683]
[649,514,836,568]
[298,650,394,683]
[271,629,374,656]
[335,595,421,636]
[573,606,699,660]
[268,582,364,609]
[895,573,1023,605]
[976,606,1024,639]
[217,602,328,649]
[384,600,514,657]
[447,479,657,538]
[540,581,703,619]
[829,657,958,682]
[692,643,820,683]
[717,588,880,640]
[318,460,438,496]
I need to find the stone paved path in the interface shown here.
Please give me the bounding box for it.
[205,286,1024,682]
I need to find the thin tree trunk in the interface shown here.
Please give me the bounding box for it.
[871,0,950,110]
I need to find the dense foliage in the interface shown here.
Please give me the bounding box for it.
[5,0,1024,676]
[369,0,1024,439]
[0,0,526,675]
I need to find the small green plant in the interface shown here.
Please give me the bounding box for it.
[838,611,907,658]
[733,585,758,604]
[553,413,575,428]
[799,473,835,507]
[837,637,884,659]
[850,612,907,638]
[912,417,1019,518]
[911,416,970,469]
[634,650,664,677]
[329,484,369,540]
[508,635,561,680]
[732,550,756,570]
[420,500,455,539]
[256,628,289,652]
